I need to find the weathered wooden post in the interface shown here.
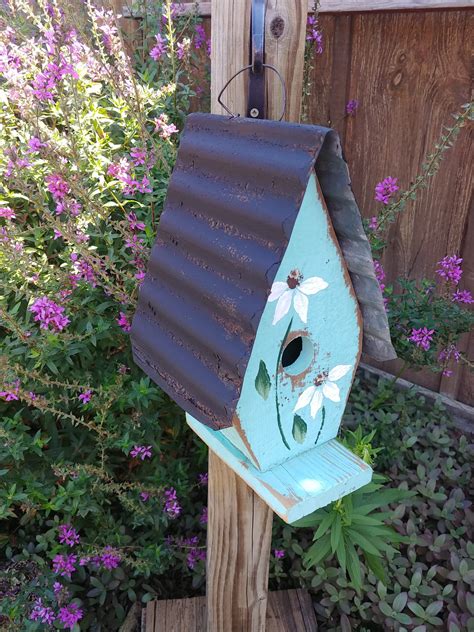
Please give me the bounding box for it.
[131,2,395,630]
[207,2,306,631]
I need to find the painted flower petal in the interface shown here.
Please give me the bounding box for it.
[272,289,292,325]
[268,282,288,302]
[293,385,316,412]
[322,381,340,402]
[327,364,352,382]
[310,389,323,418]
[299,276,328,296]
[293,290,309,323]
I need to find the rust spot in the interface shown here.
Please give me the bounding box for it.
[270,16,285,39]
[279,329,318,391]
[232,413,261,470]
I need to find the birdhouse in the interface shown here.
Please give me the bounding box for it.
[131,113,395,522]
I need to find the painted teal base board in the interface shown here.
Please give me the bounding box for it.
[186,413,372,523]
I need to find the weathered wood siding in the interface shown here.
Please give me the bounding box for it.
[117,7,473,405]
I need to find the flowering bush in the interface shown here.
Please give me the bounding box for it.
[0,1,211,627]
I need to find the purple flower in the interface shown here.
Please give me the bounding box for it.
[154,114,178,139]
[140,491,150,502]
[100,546,121,569]
[57,602,83,629]
[107,158,130,180]
[368,216,378,231]
[78,390,92,405]
[187,547,206,570]
[436,255,463,286]
[409,327,434,351]
[117,311,131,333]
[27,137,46,153]
[306,16,323,53]
[194,24,206,49]
[30,598,55,624]
[274,549,285,559]
[52,553,77,578]
[58,524,80,547]
[0,207,15,220]
[46,173,70,201]
[438,344,461,364]
[0,380,20,402]
[127,212,146,231]
[375,177,399,205]
[346,99,359,115]
[150,33,167,60]
[29,296,70,331]
[198,472,208,486]
[130,147,147,166]
[452,289,473,304]
[199,506,208,524]
[130,445,152,460]
[164,487,181,518]
[53,228,62,239]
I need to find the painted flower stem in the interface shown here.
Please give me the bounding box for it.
[275,318,293,450]
[315,405,326,445]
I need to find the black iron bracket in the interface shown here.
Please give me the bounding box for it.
[246,0,266,119]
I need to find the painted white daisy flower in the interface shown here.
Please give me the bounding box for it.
[293,364,352,418]
[268,269,328,325]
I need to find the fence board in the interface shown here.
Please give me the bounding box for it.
[308,9,472,402]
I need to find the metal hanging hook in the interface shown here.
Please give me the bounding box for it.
[216,0,287,122]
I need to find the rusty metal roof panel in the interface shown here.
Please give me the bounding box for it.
[131,113,395,430]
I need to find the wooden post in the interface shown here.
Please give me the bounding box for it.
[208,2,307,631]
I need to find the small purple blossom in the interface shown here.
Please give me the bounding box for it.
[0,380,20,402]
[78,390,92,405]
[306,16,323,53]
[194,24,206,49]
[346,99,359,115]
[375,177,399,205]
[140,491,150,502]
[199,506,208,524]
[130,444,152,460]
[46,173,70,201]
[58,524,80,547]
[150,33,166,60]
[130,147,147,166]
[438,344,461,364]
[154,114,178,139]
[100,546,121,570]
[27,137,46,153]
[436,255,463,286]
[0,207,15,220]
[117,311,131,333]
[53,228,62,239]
[29,296,70,332]
[164,487,181,518]
[52,553,77,578]
[274,549,285,559]
[29,598,55,624]
[198,472,208,486]
[368,216,378,231]
[57,602,83,629]
[452,289,473,304]
[409,327,434,351]
[127,212,146,231]
[187,546,206,570]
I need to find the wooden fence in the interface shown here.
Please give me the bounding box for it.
[116,3,473,406]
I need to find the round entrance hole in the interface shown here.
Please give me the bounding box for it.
[281,335,313,376]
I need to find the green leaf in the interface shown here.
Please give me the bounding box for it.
[335,532,347,574]
[346,540,362,591]
[292,415,307,444]
[314,510,335,540]
[365,552,387,584]
[255,360,271,400]
[393,592,408,612]
[330,513,342,554]
[304,533,331,569]
[408,602,426,618]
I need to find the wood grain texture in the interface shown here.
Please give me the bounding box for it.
[206,450,273,632]
[150,1,474,18]
[306,9,473,403]
[147,589,318,631]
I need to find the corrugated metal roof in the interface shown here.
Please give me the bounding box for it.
[131,113,395,430]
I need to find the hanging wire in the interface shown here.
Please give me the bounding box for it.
[217,64,287,121]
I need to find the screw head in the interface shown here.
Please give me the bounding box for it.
[250,108,259,118]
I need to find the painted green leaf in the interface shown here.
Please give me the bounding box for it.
[255,360,271,400]
[292,414,307,444]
